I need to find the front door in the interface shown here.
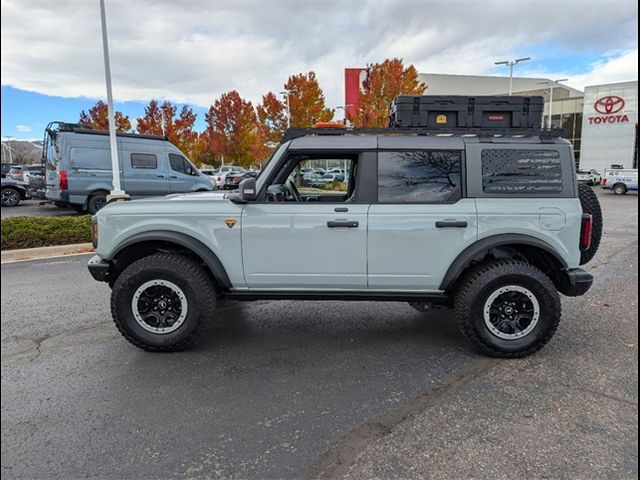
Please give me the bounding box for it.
[241,154,369,289]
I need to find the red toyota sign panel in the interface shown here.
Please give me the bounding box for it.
[588,95,629,125]
[594,95,625,114]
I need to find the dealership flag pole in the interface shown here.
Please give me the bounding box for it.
[99,0,126,200]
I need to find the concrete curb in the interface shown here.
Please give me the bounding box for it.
[1,243,94,264]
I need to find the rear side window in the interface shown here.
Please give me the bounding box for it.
[70,148,110,170]
[130,153,157,169]
[482,149,562,193]
[377,150,462,203]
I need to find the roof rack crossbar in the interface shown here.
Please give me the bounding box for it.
[281,127,565,143]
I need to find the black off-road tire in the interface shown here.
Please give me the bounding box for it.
[577,183,603,265]
[454,260,561,358]
[110,253,217,352]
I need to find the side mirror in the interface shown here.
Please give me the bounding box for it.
[235,177,257,203]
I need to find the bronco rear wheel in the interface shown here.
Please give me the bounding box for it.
[578,183,603,265]
[111,253,217,351]
[454,260,561,358]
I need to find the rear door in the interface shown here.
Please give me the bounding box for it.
[367,138,477,291]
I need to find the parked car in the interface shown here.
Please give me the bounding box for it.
[223,171,259,190]
[576,169,602,186]
[212,166,247,188]
[87,95,602,358]
[1,163,18,178]
[7,165,43,185]
[43,122,214,214]
[601,168,638,195]
[1,178,30,207]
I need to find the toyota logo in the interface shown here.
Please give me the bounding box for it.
[594,95,625,114]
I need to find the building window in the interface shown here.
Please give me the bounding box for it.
[130,153,157,169]
[482,149,563,193]
[378,150,462,203]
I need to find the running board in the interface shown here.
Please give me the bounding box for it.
[225,290,449,303]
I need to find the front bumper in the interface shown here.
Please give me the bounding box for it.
[557,268,593,297]
[87,255,111,282]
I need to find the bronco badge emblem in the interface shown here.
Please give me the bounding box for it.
[224,218,237,229]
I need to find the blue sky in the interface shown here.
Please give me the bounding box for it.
[1,0,637,140]
[1,86,210,140]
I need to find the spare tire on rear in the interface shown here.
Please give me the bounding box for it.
[578,183,603,265]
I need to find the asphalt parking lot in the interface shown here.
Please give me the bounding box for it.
[1,199,80,219]
[1,188,637,479]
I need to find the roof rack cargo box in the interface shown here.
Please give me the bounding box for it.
[389,95,544,129]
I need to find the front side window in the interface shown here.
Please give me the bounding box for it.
[169,154,197,175]
[377,150,462,203]
[481,149,562,193]
[264,155,357,203]
[130,153,157,169]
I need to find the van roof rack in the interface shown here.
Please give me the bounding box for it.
[281,127,565,143]
[46,121,167,141]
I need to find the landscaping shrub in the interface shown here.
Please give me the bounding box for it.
[1,215,92,250]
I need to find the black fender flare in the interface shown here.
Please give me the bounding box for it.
[111,230,232,288]
[439,234,568,291]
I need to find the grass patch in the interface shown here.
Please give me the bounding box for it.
[1,215,92,250]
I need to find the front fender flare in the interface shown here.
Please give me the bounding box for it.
[111,230,232,288]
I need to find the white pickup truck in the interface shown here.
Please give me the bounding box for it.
[602,168,639,195]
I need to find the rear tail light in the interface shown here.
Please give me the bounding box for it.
[602,177,607,186]
[59,170,68,190]
[216,176,222,181]
[580,213,593,251]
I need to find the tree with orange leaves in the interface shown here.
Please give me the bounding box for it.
[79,100,132,132]
[348,58,426,128]
[256,92,288,145]
[136,100,199,159]
[202,90,260,168]
[285,72,334,128]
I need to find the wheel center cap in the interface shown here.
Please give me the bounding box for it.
[504,306,514,315]
[158,300,167,309]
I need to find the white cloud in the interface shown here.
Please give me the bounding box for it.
[15,124,32,132]
[1,0,638,110]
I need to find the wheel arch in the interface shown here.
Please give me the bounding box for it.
[110,231,232,289]
[440,234,568,292]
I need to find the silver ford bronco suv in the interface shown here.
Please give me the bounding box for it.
[88,101,602,358]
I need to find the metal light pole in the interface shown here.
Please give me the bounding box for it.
[4,136,13,164]
[280,89,299,128]
[99,0,126,199]
[335,105,354,126]
[495,57,531,95]
[538,79,568,129]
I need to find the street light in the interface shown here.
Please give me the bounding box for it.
[335,105,354,126]
[538,79,568,129]
[279,89,299,129]
[494,57,532,95]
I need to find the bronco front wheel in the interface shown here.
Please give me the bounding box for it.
[110,253,216,351]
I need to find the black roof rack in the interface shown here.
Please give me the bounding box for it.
[46,121,167,141]
[281,127,565,143]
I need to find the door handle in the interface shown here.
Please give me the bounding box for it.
[334,207,348,212]
[170,175,178,179]
[327,220,359,228]
[436,220,468,228]
[156,175,165,178]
